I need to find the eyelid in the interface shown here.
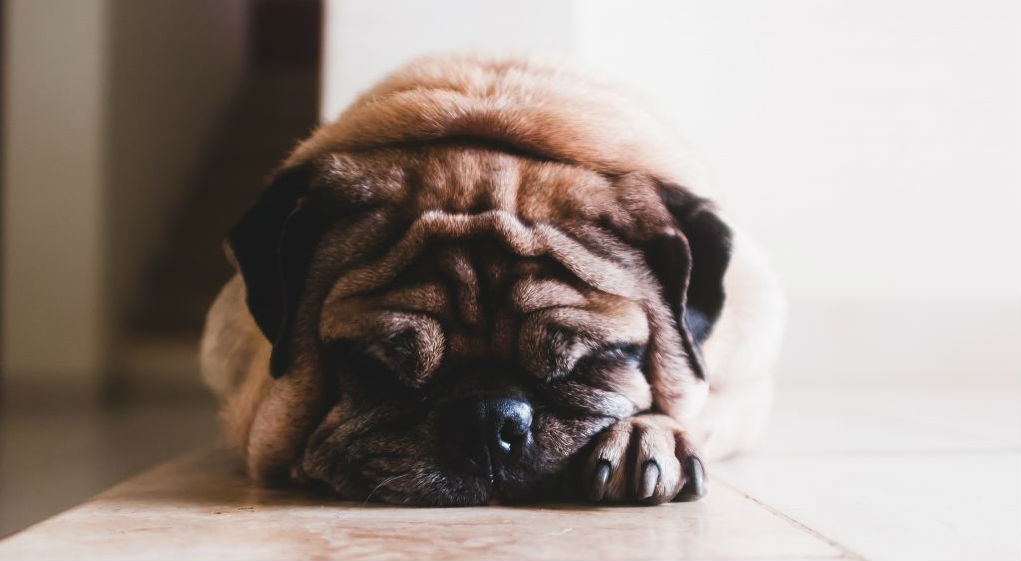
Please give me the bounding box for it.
[330,316,445,389]
[588,342,645,365]
[599,342,643,358]
[564,341,646,378]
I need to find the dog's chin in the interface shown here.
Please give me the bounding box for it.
[309,466,557,507]
[365,481,493,507]
[298,403,608,505]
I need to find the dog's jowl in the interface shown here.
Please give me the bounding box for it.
[200,56,785,506]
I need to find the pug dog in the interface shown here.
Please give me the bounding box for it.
[200,55,785,506]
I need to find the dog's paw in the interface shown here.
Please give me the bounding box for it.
[583,414,707,505]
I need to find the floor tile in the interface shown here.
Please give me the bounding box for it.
[0,400,217,537]
[0,447,855,561]
[716,453,1021,561]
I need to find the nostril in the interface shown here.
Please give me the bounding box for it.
[490,399,533,458]
[442,396,534,471]
[498,420,524,452]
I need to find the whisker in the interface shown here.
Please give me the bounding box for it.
[363,473,411,504]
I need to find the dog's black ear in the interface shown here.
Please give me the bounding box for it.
[226,163,323,378]
[646,183,733,380]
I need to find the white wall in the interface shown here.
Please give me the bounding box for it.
[574,0,1021,306]
[321,0,1021,307]
[320,0,577,121]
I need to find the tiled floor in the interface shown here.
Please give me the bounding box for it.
[1,302,1018,559]
[0,396,218,537]
[0,447,854,561]
[716,378,1021,561]
[0,375,1016,560]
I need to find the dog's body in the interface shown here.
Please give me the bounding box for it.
[200,56,784,505]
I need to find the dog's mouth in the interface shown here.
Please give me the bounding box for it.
[478,466,561,506]
[483,466,510,505]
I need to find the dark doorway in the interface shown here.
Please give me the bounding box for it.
[129,0,322,341]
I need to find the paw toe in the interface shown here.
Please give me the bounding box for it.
[588,459,612,502]
[582,415,708,505]
[637,460,660,501]
[674,455,708,502]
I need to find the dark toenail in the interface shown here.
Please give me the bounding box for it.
[638,460,660,500]
[589,460,611,502]
[675,455,707,502]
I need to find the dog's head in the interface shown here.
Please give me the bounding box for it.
[224,57,732,505]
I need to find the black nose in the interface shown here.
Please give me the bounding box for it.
[488,398,533,456]
[442,396,534,473]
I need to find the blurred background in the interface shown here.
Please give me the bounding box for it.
[1,0,1018,539]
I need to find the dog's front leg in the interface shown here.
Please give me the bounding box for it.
[582,413,707,505]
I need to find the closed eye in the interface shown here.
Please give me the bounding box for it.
[591,342,644,366]
[328,340,393,379]
[569,342,645,376]
[363,329,419,373]
[328,328,437,390]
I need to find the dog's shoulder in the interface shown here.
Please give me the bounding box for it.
[199,274,268,398]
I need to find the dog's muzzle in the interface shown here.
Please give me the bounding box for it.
[440,394,535,479]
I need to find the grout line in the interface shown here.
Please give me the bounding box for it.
[713,477,869,561]
[731,448,1021,459]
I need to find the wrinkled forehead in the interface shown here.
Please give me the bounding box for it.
[316,215,653,368]
[325,209,643,303]
[308,145,669,236]
[317,208,652,345]
[303,146,666,344]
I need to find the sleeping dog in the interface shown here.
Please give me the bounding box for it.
[200,55,785,506]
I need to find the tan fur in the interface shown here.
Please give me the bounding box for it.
[285,55,712,195]
[200,55,784,489]
[688,228,786,460]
